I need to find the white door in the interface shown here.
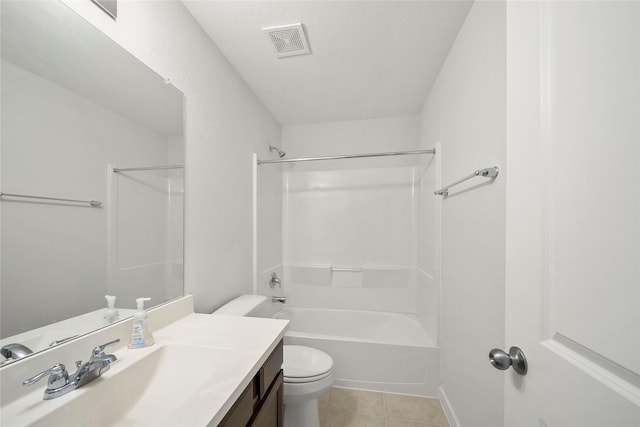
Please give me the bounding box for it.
[504,2,639,426]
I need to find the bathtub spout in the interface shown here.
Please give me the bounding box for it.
[272,296,286,304]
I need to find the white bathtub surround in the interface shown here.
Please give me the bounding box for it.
[256,161,284,292]
[287,265,332,287]
[416,268,439,344]
[278,116,438,396]
[272,307,439,396]
[282,165,423,312]
[281,116,425,311]
[285,265,411,289]
[416,146,440,344]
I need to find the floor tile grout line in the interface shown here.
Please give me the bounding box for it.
[381,390,388,420]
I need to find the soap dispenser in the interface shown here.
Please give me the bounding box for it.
[128,297,154,349]
[103,295,120,325]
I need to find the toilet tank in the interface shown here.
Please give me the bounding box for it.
[212,294,268,317]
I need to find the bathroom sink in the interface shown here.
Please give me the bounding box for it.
[28,344,256,427]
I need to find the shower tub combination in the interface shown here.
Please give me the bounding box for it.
[253,303,440,396]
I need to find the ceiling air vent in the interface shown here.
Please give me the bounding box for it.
[263,23,310,58]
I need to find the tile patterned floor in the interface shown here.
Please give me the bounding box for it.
[318,387,450,427]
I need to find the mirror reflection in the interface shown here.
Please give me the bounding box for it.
[0,0,184,364]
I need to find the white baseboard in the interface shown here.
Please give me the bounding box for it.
[438,385,460,427]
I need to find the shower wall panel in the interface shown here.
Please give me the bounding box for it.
[283,165,420,313]
[281,115,427,314]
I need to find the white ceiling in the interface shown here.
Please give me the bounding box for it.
[183,1,473,126]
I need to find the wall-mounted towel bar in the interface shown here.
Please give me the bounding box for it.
[257,149,435,165]
[113,165,184,173]
[0,192,102,207]
[434,166,499,197]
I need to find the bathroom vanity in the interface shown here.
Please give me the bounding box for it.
[0,296,288,426]
[219,340,284,427]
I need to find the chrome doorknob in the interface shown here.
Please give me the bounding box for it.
[489,346,528,375]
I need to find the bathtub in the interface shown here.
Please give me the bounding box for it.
[259,306,440,396]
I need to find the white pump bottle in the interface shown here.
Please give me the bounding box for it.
[128,297,154,349]
[104,295,120,325]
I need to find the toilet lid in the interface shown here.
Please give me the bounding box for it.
[283,345,333,380]
[284,368,333,384]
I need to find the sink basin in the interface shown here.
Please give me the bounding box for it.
[28,345,256,427]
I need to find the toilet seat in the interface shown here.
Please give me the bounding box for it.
[283,345,333,383]
[284,368,333,383]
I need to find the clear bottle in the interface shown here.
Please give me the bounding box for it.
[103,295,120,325]
[128,297,155,349]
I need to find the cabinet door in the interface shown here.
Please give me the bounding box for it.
[218,377,259,427]
[251,371,284,427]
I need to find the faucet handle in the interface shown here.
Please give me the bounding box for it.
[23,363,69,389]
[91,338,120,358]
[269,272,282,289]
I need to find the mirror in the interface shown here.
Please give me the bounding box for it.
[0,1,184,364]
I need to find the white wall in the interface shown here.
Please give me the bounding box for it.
[0,60,177,336]
[62,0,282,314]
[418,2,506,426]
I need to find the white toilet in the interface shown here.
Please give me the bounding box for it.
[212,295,334,427]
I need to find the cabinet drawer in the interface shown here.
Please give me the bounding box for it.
[259,340,283,399]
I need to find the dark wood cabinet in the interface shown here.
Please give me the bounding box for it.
[219,340,284,427]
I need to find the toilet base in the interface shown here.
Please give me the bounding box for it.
[284,398,320,427]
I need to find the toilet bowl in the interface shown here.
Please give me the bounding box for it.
[282,345,334,427]
[212,295,334,427]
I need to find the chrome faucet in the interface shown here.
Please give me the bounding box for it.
[23,339,120,400]
[269,273,285,303]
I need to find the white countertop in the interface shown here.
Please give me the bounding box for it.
[0,296,289,426]
[151,313,289,426]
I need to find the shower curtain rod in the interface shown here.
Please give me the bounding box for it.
[113,165,184,173]
[257,149,435,165]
